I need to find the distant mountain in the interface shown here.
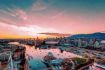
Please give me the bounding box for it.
[39,32,71,37]
[69,32,105,40]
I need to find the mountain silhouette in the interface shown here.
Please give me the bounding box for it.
[70,32,105,40]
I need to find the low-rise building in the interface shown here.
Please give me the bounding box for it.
[90,60,105,70]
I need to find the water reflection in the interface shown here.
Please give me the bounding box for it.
[25,46,80,59]
[9,42,81,70]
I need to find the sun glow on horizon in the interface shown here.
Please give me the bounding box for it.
[0,0,105,38]
[0,34,33,39]
[0,33,60,39]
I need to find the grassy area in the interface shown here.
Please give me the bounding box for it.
[72,57,87,65]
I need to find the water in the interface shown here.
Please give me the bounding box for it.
[9,42,81,70]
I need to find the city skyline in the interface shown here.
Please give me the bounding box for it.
[0,0,105,38]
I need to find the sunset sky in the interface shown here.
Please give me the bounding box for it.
[0,0,105,38]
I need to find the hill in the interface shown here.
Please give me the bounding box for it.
[69,32,105,40]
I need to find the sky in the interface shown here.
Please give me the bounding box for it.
[0,0,105,38]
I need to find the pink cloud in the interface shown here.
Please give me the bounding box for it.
[0,4,105,35]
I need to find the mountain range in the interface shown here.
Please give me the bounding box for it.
[69,32,105,40]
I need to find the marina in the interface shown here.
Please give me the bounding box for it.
[10,42,82,70]
[0,40,105,70]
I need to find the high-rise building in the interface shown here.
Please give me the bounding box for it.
[94,41,100,48]
[78,39,82,47]
[88,39,93,47]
